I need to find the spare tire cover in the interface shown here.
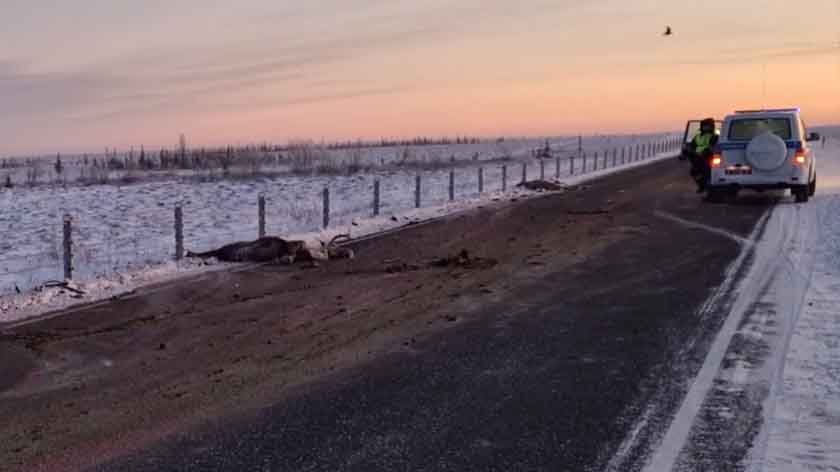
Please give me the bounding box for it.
[745,131,788,171]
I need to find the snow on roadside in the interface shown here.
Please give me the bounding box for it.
[0,148,680,325]
[755,129,840,471]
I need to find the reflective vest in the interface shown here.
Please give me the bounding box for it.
[693,132,714,154]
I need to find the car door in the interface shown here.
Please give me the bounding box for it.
[683,120,722,144]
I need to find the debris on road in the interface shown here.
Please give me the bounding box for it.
[429,250,498,270]
[516,180,566,192]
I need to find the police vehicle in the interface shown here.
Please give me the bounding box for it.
[707,107,820,203]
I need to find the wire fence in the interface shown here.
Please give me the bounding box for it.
[0,136,683,296]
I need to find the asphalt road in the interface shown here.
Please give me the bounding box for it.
[84,159,769,472]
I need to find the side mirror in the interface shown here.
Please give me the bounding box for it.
[806,132,821,142]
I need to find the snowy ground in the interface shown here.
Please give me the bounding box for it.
[759,128,840,471]
[0,133,670,188]
[635,127,840,471]
[0,134,680,324]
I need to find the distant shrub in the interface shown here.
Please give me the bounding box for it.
[314,158,343,175]
[25,164,42,186]
[288,140,328,174]
[345,149,373,174]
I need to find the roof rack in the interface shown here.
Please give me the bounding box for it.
[734,108,800,114]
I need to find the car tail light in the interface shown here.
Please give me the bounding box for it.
[711,154,722,167]
[794,147,806,164]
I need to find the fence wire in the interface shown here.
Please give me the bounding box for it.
[2,136,681,296]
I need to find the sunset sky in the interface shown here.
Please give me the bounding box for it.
[1,0,838,156]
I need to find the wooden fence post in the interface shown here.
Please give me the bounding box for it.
[258,194,266,238]
[449,170,455,201]
[521,162,527,183]
[555,155,561,179]
[594,151,599,171]
[612,149,617,167]
[174,205,183,261]
[322,187,330,229]
[582,152,587,173]
[63,214,73,279]
[501,165,507,192]
[373,180,380,216]
[540,159,545,180]
[478,167,484,194]
[415,175,421,208]
[570,154,575,175]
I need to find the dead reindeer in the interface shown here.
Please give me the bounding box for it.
[320,234,355,260]
[186,233,354,266]
[186,237,306,263]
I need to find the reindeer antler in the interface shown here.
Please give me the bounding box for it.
[327,233,351,248]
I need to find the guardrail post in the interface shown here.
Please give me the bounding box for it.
[63,214,73,279]
[501,165,507,192]
[570,154,575,175]
[449,170,455,201]
[582,152,587,173]
[521,162,527,183]
[478,167,484,193]
[594,151,599,171]
[415,175,421,208]
[322,187,330,229]
[174,205,183,261]
[373,180,380,216]
[540,159,545,180]
[258,194,266,238]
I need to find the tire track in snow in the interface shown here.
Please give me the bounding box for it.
[653,211,754,247]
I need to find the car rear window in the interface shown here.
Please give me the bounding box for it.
[728,118,792,140]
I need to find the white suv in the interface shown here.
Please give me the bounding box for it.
[709,108,820,203]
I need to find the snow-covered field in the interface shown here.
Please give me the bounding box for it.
[0,133,680,323]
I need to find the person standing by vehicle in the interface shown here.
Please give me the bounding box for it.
[682,118,719,193]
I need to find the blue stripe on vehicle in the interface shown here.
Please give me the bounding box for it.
[718,142,747,150]
[716,140,801,151]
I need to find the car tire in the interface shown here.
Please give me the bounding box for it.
[794,186,809,203]
[809,175,816,197]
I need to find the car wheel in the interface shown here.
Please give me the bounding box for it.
[794,186,809,203]
[809,175,816,197]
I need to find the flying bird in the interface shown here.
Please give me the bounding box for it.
[663,26,672,36]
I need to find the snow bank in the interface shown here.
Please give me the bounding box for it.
[756,129,840,471]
